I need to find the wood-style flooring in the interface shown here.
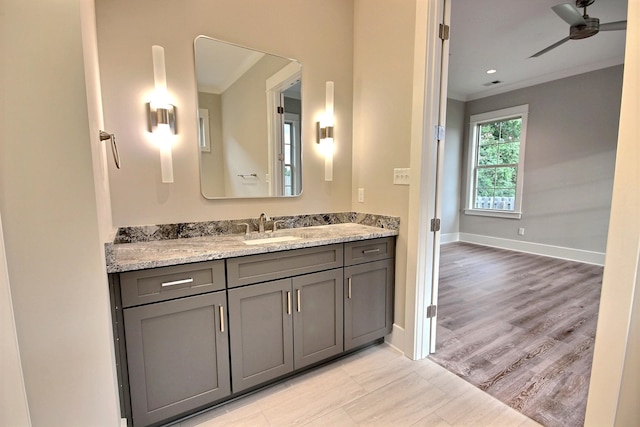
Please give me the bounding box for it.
[178,344,540,426]
[430,242,603,427]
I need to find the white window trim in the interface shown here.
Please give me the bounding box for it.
[464,104,529,220]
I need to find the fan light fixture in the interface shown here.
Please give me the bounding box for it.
[530,0,627,58]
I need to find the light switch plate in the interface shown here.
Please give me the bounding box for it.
[358,188,365,203]
[393,168,410,185]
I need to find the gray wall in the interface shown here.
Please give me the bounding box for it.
[459,66,623,253]
[442,99,465,235]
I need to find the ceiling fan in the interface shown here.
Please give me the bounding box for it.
[531,0,627,58]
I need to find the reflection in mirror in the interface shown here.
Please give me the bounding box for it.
[194,36,302,199]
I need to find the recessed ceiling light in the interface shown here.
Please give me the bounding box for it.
[486,69,497,74]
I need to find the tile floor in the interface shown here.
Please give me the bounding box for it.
[175,344,541,426]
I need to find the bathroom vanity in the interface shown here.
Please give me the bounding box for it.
[107,222,397,427]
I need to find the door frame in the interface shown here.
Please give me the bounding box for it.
[266,62,302,196]
[404,0,450,360]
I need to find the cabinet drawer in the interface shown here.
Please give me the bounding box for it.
[120,260,225,308]
[227,244,343,288]
[344,237,395,266]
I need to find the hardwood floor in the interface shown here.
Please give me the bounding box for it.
[430,242,603,427]
[178,344,540,426]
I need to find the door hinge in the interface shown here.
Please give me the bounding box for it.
[277,106,284,114]
[427,305,437,318]
[434,125,445,141]
[430,218,441,232]
[439,24,450,41]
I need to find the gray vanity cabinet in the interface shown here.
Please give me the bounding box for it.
[292,269,344,368]
[226,246,345,394]
[118,260,229,427]
[112,237,395,426]
[344,238,395,351]
[123,291,230,427]
[227,279,294,393]
[228,268,344,394]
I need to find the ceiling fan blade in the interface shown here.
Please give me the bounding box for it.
[600,20,627,31]
[530,36,571,58]
[552,3,587,26]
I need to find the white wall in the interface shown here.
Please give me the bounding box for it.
[0,213,31,427]
[80,0,115,244]
[585,1,640,422]
[614,261,640,425]
[1,0,120,425]
[96,0,354,226]
[460,66,622,254]
[352,0,417,328]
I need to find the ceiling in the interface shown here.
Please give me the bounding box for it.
[448,0,628,101]
[195,37,265,94]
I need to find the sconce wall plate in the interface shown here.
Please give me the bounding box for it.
[146,102,177,134]
[316,122,334,143]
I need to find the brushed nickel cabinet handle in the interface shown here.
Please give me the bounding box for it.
[161,278,194,287]
[297,289,301,312]
[219,305,225,333]
[287,291,292,315]
[363,248,381,254]
[348,278,352,299]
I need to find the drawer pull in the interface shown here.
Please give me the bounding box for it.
[161,278,194,288]
[219,305,225,332]
[287,291,292,315]
[297,289,301,312]
[363,248,381,254]
[348,278,352,299]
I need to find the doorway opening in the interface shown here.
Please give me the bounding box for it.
[428,0,627,425]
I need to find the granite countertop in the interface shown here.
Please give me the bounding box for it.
[106,223,398,273]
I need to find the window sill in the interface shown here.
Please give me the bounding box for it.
[464,209,522,219]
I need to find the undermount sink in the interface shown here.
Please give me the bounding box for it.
[242,235,302,245]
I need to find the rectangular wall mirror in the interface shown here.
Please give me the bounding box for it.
[194,36,303,199]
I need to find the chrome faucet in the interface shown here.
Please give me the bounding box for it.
[258,212,271,234]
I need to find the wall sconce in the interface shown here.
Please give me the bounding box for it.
[317,81,334,181]
[146,45,176,183]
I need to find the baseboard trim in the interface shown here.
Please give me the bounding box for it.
[385,324,405,355]
[440,232,460,244]
[458,233,605,266]
[121,418,127,427]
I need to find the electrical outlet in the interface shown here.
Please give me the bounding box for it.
[518,227,525,236]
[393,168,410,185]
[358,188,364,203]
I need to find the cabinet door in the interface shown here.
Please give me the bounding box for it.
[228,279,293,393]
[123,292,230,427]
[344,259,394,351]
[293,269,343,369]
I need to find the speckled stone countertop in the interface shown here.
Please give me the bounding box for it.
[106,223,398,273]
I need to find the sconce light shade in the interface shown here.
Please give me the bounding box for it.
[317,81,334,181]
[148,45,176,183]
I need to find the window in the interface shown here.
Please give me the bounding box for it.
[465,105,528,219]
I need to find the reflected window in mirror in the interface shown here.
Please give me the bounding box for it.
[198,108,211,152]
[194,36,302,199]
